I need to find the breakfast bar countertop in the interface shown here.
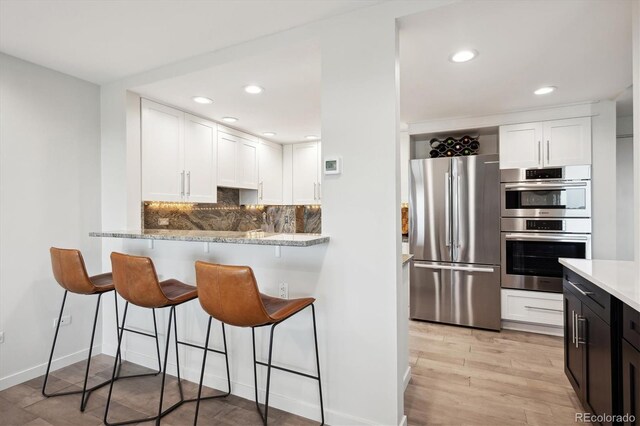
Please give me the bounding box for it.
[90,229,330,247]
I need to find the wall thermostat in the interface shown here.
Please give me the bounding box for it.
[324,157,342,175]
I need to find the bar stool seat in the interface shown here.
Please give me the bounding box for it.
[260,294,315,323]
[160,279,198,304]
[89,273,116,291]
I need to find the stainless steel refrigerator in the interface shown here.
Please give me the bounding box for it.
[409,154,501,330]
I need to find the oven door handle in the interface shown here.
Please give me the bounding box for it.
[504,182,588,190]
[504,233,589,242]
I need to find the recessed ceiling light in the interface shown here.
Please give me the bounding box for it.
[192,96,213,104]
[263,132,276,137]
[305,135,319,140]
[534,86,557,95]
[449,49,477,63]
[244,85,264,94]
[222,117,238,123]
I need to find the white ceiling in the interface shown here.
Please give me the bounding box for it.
[399,0,633,123]
[133,42,321,144]
[0,0,378,84]
[1,0,633,143]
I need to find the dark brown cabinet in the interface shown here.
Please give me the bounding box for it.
[563,269,619,425]
[622,339,640,425]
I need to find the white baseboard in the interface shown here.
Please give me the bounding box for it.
[122,348,383,426]
[403,366,411,390]
[502,320,564,336]
[0,344,102,391]
[399,414,408,426]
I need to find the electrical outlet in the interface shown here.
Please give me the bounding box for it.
[158,218,169,226]
[279,282,289,299]
[284,215,290,225]
[0,331,4,344]
[53,315,72,328]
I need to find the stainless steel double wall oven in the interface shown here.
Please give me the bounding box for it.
[500,165,592,293]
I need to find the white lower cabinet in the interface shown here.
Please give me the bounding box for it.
[501,289,563,327]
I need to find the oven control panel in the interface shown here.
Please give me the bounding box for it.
[525,220,564,231]
[525,168,562,179]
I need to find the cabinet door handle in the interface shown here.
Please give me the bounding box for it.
[186,171,191,197]
[313,182,317,200]
[538,141,542,165]
[546,140,550,163]
[577,315,587,345]
[260,181,264,200]
[318,182,321,201]
[572,310,576,345]
[567,280,595,297]
[180,171,185,197]
[524,305,562,313]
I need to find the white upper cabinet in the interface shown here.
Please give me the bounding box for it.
[499,117,591,169]
[292,141,321,205]
[217,131,259,190]
[543,118,592,167]
[258,141,283,204]
[141,100,217,202]
[183,113,217,203]
[499,122,543,169]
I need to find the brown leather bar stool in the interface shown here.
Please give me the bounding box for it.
[45,248,162,411]
[194,261,324,425]
[105,252,231,426]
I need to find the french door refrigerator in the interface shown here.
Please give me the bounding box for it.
[409,154,501,330]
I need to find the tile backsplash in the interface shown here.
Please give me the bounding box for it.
[143,187,321,233]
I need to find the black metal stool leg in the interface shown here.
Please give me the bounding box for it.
[42,290,68,397]
[172,307,184,401]
[79,293,103,411]
[194,317,212,426]
[104,301,129,426]
[156,306,175,426]
[252,324,278,426]
[311,304,325,425]
[152,308,163,374]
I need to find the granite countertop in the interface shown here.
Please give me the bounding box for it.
[402,254,414,265]
[90,230,329,247]
[559,258,640,311]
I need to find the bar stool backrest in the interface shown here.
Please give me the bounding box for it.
[195,261,272,327]
[110,252,169,308]
[50,247,96,294]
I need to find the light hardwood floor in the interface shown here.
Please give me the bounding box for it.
[405,320,585,425]
[1,322,582,425]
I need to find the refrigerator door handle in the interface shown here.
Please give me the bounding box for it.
[456,175,461,249]
[415,264,495,273]
[445,172,451,247]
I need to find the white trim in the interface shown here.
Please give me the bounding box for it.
[403,366,411,391]
[399,414,408,426]
[501,320,563,337]
[0,345,102,391]
[408,101,599,136]
[122,348,380,426]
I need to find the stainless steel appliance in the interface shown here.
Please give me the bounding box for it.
[500,166,592,293]
[409,154,501,330]
[501,165,591,218]
[501,218,592,292]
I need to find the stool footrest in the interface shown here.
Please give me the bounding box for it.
[120,327,157,339]
[254,360,320,381]
[177,339,226,356]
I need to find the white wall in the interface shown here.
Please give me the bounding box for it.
[0,53,102,389]
[617,115,634,260]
